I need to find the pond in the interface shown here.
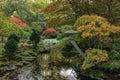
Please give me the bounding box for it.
[17,54,78,80]
[0,51,79,80]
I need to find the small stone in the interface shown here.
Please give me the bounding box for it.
[6,65,17,71]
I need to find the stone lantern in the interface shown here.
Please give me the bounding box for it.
[65,30,85,59]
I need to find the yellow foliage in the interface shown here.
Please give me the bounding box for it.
[74,15,107,28]
[77,15,120,38]
[49,48,64,63]
[81,49,109,70]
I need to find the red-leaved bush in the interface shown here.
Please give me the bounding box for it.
[11,17,26,28]
[42,28,57,38]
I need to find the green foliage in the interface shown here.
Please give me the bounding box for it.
[56,33,64,40]
[56,38,70,51]
[113,2,120,25]
[21,25,32,39]
[42,0,76,28]
[97,60,120,72]
[56,37,78,58]
[31,22,43,33]
[36,46,51,53]
[8,34,20,43]
[0,19,24,37]
[0,62,9,67]
[57,25,74,33]
[4,34,20,60]
[114,42,120,49]
[0,0,49,25]
[22,31,31,40]
[0,17,30,41]
[43,0,120,25]
[56,25,74,40]
[81,48,109,70]
[109,50,120,60]
[30,29,40,49]
[81,69,106,79]
[46,14,76,28]
[4,39,18,59]
[49,49,65,65]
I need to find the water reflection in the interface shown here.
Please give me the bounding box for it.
[17,54,78,80]
[18,66,42,80]
[60,68,77,80]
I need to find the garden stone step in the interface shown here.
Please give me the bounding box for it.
[21,61,30,65]
[5,65,18,71]
[22,57,36,62]
[15,61,30,66]
[15,62,23,67]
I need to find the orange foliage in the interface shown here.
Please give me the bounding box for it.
[41,2,57,14]
[11,17,26,28]
[74,15,107,28]
[42,28,57,37]
[77,15,120,38]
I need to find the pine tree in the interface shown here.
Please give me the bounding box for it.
[30,29,40,49]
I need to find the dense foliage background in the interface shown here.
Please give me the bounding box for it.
[0,0,120,80]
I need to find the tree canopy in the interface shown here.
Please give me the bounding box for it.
[42,0,120,26]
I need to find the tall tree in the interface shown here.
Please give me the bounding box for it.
[42,0,120,25]
[0,0,50,25]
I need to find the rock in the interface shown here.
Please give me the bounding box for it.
[22,57,35,62]
[6,65,17,71]
[15,62,23,67]
[21,61,30,65]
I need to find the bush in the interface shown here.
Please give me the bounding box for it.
[81,48,109,70]
[74,15,107,28]
[8,34,20,43]
[31,22,43,33]
[57,25,74,33]
[109,50,120,60]
[97,60,120,72]
[74,15,120,50]
[42,28,57,38]
[30,29,40,49]
[56,38,78,58]
[4,34,20,60]
[46,15,76,28]
[4,39,18,59]
[76,15,120,38]
[56,25,74,40]
[0,18,24,37]
[21,25,32,39]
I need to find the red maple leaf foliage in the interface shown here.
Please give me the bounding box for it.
[10,17,26,28]
[42,28,57,37]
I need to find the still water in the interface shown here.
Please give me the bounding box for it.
[17,54,78,80]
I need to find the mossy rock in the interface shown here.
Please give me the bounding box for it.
[0,58,6,61]
[0,61,9,67]
[19,52,31,57]
[22,57,36,62]
[29,52,37,56]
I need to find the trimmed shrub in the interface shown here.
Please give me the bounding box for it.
[42,28,57,38]
[8,34,20,43]
[30,29,40,49]
[4,39,18,59]
[74,15,120,50]
[81,48,109,70]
